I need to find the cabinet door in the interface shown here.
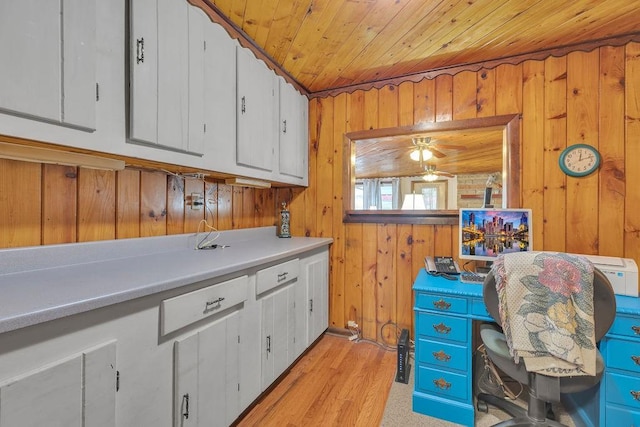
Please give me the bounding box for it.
[0,341,116,427]
[129,0,203,154]
[279,79,308,180]
[261,285,291,389]
[203,22,238,170]
[306,251,330,344]
[129,0,158,144]
[237,46,277,172]
[0,0,96,130]
[174,312,241,427]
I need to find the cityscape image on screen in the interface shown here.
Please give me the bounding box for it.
[459,208,532,262]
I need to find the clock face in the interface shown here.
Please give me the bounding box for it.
[559,144,601,177]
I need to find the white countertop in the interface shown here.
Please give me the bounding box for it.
[0,227,332,334]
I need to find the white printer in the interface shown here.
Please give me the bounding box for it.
[581,254,638,297]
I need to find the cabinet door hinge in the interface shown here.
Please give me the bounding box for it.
[237,383,240,392]
[309,298,314,313]
[116,370,120,392]
[96,83,99,101]
[204,40,207,51]
[204,123,206,133]
[237,335,240,344]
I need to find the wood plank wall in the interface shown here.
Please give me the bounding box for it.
[0,164,291,247]
[1,42,639,344]
[304,42,640,343]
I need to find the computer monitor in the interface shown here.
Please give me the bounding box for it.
[459,208,532,262]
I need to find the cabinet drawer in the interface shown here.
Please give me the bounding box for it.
[415,293,468,314]
[416,338,468,372]
[608,313,640,339]
[256,258,299,295]
[416,312,468,344]
[606,403,640,426]
[161,275,248,335]
[416,365,468,402]
[605,371,640,409]
[606,338,640,374]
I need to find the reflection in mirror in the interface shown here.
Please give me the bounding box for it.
[343,115,521,224]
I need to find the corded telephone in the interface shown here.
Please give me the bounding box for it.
[425,256,461,275]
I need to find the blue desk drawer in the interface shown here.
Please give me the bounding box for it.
[416,365,469,402]
[417,338,468,371]
[415,293,468,314]
[606,372,640,409]
[416,312,468,343]
[606,338,640,374]
[606,404,640,426]
[608,314,640,339]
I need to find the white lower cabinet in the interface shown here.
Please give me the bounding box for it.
[0,246,329,427]
[0,341,116,427]
[174,310,241,427]
[260,284,296,389]
[303,249,330,345]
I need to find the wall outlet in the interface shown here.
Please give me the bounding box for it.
[191,193,204,210]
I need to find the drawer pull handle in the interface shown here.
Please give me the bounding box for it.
[182,393,189,419]
[205,297,225,307]
[632,355,640,366]
[632,391,640,401]
[433,323,451,334]
[433,378,451,390]
[633,325,640,335]
[433,299,451,310]
[433,350,451,362]
[277,272,289,282]
[136,37,144,64]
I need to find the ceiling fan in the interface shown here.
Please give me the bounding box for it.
[422,164,455,181]
[410,136,467,164]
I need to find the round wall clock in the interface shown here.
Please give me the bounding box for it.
[559,144,601,177]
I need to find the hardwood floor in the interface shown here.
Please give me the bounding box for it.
[235,333,397,427]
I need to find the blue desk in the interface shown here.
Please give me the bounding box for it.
[412,268,640,427]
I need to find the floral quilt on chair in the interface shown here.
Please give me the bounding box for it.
[492,252,596,377]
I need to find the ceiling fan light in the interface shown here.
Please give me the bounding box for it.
[410,149,433,161]
[423,173,438,182]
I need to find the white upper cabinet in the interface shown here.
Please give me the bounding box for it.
[129,0,207,155]
[278,78,309,182]
[0,0,96,131]
[236,46,278,172]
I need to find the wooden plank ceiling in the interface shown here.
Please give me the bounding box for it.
[200,0,640,95]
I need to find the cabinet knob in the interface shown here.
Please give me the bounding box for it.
[632,325,640,335]
[632,355,640,366]
[136,38,144,64]
[632,390,640,401]
[432,350,451,362]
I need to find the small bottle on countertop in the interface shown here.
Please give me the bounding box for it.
[279,202,291,238]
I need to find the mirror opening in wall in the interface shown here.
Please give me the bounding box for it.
[343,114,521,224]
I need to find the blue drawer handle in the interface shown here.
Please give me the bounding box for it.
[632,355,640,366]
[632,391,640,401]
[433,299,451,310]
[433,378,451,390]
[433,323,452,334]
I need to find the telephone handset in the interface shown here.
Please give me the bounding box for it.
[425,256,461,275]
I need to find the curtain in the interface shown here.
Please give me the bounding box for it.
[362,178,381,210]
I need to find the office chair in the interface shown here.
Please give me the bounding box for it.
[476,264,616,426]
